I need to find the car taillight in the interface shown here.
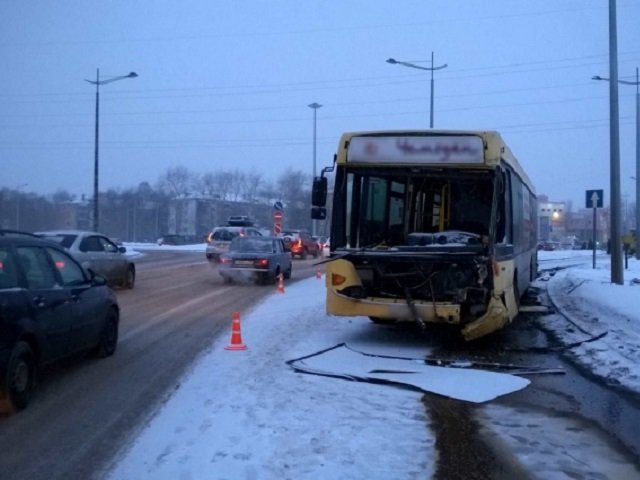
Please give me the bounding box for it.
[220,256,232,264]
[255,259,269,267]
[296,239,302,247]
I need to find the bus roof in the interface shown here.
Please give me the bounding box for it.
[336,130,535,194]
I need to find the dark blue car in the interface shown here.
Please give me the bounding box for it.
[0,230,119,414]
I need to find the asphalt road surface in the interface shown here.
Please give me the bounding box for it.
[0,251,320,480]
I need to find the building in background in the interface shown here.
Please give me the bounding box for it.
[537,194,609,249]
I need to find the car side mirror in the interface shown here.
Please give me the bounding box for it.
[311,176,327,207]
[118,246,127,253]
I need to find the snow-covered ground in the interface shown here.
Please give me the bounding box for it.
[105,246,640,479]
[538,250,640,394]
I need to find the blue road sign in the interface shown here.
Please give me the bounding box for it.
[585,189,603,209]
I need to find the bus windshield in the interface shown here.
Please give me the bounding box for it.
[333,167,497,251]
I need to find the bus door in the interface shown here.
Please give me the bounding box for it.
[410,179,451,233]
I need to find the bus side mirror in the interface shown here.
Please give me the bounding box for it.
[311,207,327,220]
[311,177,327,207]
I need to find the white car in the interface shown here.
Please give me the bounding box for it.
[205,226,263,263]
[37,230,135,288]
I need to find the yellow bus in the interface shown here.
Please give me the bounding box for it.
[311,130,537,341]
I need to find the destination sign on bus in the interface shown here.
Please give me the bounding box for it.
[347,135,484,164]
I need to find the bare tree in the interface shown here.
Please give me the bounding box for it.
[276,168,311,229]
[228,169,245,201]
[241,172,263,202]
[197,172,217,197]
[277,168,308,207]
[52,189,75,203]
[157,166,193,197]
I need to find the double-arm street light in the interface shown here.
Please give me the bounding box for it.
[85,69,138,232]
[386,52,448,128]
[308,102,322,237]
[593,67,640,260]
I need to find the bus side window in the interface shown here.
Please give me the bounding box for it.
[496,171,508,244]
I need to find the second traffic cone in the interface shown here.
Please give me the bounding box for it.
[225,311,247,351]
[276,273,285,294]
[316,267,322,279]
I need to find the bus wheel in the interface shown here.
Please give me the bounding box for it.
[369,316,396,325]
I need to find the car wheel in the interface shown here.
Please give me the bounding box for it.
[125,266,135,289]
[95,308,119,358]
[0,342,36,414]
[223,275,233,285]
[284,264,292,279]
[300,249,307,260]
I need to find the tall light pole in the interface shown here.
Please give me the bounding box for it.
[308,102,322,236]
[589,0,623,284]
[386,52,448,128]
[593,66,640,260]
[85,69,138,232]
[15,183,28,230]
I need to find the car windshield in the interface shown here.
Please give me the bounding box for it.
[230,238,272,253]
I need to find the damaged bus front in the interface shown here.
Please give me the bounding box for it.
[312,131,537,341]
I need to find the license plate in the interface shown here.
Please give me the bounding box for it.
[235,260,253,266]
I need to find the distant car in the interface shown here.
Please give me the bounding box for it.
[157,234,201,246]
[36,230,135,289]
[218,236,292,285]
[205,226,263,263]
[280,229,320,259]
[0,230,120,413]
[538,242,559,251]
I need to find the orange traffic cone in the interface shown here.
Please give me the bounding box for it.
[276,273,285,294]
[225,311,247,351]
[316,267,322,279]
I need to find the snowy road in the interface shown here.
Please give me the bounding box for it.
[106,250,640,479]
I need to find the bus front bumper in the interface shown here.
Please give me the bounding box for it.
[326,288,462,324]
[326,289,510,341]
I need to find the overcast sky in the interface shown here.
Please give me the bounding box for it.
[1,1,639,208]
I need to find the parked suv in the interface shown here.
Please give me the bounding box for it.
[280,229,320,259]
[0,230,120,413]
[205,226,263,263]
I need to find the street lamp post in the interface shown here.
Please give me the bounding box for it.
[386,52,448,128]
[85,69,138,232]
[15,183,28,230]
[593,66,640,260]
[308,102,322,237]
[589,0,623,284]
